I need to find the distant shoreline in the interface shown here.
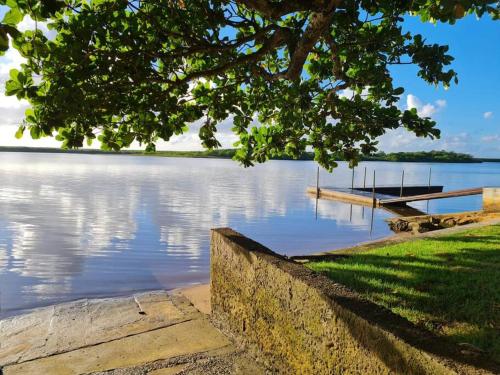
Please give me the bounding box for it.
[1,146,499,163]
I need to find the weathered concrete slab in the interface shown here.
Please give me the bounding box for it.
[3,319,232,375]
[0,304,55,366]
[0,291,191,367]
[1,289,265,375]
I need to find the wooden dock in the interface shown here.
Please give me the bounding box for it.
[306,187,426,216]
[308,186,446,207]
[308,186,483,216]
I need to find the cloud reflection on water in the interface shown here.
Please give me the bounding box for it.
[0,153,496,315]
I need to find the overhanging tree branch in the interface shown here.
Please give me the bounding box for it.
[1,0,496,169]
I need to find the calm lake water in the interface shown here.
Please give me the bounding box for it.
[1,152,499,316]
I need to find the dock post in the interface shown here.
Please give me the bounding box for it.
[370,170,376,235]
[362,166,366,219]
[372,170,376,208]
[316,166,320,199]
[427,168,432,213]
[400,170,405,197]
[351,167,355,190]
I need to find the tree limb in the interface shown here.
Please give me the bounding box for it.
[234,0,340,19]
[285,0,339,80]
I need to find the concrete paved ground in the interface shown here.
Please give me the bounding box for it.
[0,286,264,375]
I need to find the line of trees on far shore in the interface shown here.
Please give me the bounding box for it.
[1,146,498,163]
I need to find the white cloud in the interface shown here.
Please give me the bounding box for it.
[338,87,369,100]
[377,128,471,153]
[0,51,25,80]
[483,111,493,120]
[481,134,500,143]
[0,44,31,141]
[435,99,446,108]
[378,130,500,157]
[406,94,446,118]
[17,16,55,39]
[0,16,59,146]
[157,116,238,151]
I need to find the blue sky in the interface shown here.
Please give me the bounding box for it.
[0,7,498,156]
[382,15,500,156]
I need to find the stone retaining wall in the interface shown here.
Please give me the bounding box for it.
[210,228,498,374]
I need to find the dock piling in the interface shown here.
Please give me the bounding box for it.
[370,170,376,235]
[316,166,320,199]
[362,165,366,220]
[372,170,376,208]
[427,167,432,213]
[400,170,405,197]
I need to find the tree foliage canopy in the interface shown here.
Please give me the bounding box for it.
[0,0,498,169]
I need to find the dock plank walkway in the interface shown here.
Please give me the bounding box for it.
[380,187,483,205]
[306,187,380,207]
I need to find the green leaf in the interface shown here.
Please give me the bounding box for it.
[9,68,19,81]
[30,126,41,139]
[24,107,36,122]
[2,7,23,26]
[5,78,22,96]
[393,87,404,96]
[15,125,25,139]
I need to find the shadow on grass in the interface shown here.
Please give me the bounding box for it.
[309,235,500,362]
[433,235,500,245]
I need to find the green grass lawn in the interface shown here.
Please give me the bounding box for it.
[307,225,500,362]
